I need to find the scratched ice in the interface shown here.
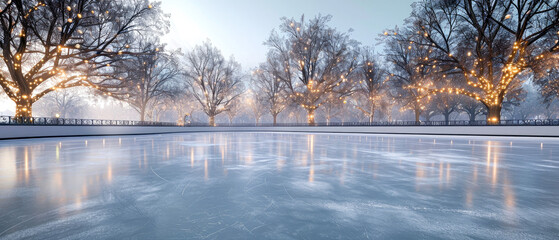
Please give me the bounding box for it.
[1,132,559,239]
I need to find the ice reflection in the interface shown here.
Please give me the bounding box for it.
[107,163,113,183]
[0,133,557,239]
[204,158,208,180]
[23,146,29,183]
[190,148,194,168]
[503,173,516,210]
[308,135,315,182]
[485,141,502,188]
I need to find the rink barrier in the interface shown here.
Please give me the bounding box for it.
[1,124,559,140]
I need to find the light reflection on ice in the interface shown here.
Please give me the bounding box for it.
[0,132,558,239]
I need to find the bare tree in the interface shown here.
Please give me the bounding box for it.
[542,99,559,119]
[183,41,244,126]
[108,41,181,121]
[34,89,86,118]
[149,101,168,122]
[431,93,460,125]
[0,0,167,117]
[398,0,559,124]
[246,90,266,124]
[225,97,242,124]
[252,52,289,125]
[504,83,547,120]
[286,104,307,124]
[265,15,358,125]
[168,93,198,124]
[317,93,347,124]
[458,96,487,123]
[534,68,559,103]
[420,100,438,122]
[353,48,386,123]
[504,95,539,120]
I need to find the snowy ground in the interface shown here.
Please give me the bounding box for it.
[0,132,558,239]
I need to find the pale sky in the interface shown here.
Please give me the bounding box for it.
[160,0,416,69]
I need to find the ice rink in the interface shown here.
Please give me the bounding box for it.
[1,132,558,239]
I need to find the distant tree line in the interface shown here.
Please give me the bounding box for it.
[1,0,559,125]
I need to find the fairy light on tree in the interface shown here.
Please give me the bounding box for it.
[430,88,461,125]
[0,0,166,118]
[389,0,559,125]
[265,15,358,125]
[352,47,387,123]
[383,26,438,123]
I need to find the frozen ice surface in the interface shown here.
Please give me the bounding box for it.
[1,132,559,239]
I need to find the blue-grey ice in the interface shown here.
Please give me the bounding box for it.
[1,132,559,239]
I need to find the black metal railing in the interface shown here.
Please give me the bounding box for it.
[0,116,177,126]
[1,116,558,127]
[203,119,559,127]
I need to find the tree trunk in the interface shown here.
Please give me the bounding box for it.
[140,106,146,122]
[272,114,278,126]
[369,103,375,123]
[209,115,215,126]
[487,105,502,125]
[307,109,315,126]
[469,112,476,125]
[444,113,450,125]
[414,109,420,124]
[15,99,33,118]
